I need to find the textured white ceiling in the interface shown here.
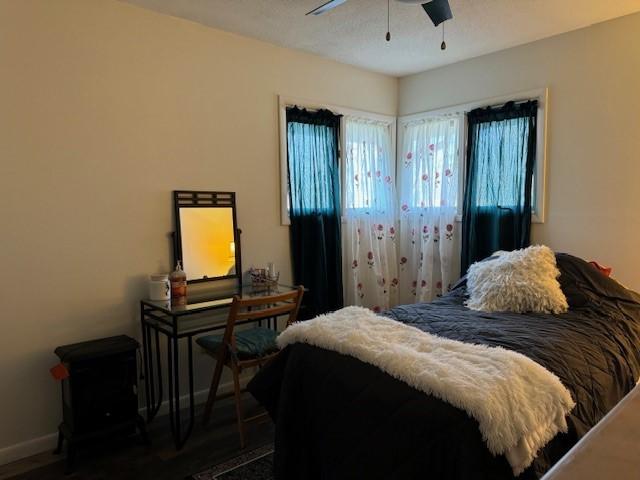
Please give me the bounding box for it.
[120,0,640,76]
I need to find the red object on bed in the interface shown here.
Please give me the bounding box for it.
[589,261,612,277]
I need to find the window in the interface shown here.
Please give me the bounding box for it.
[397,88,547,223]
[399,115,463,213]
[470,109,534,208]
[344,118,395,213]
[286,116,340,215]
[279,96,396,225]
[461,99,540,270]
[280,91,546,226]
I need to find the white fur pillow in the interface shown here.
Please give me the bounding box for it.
[466,245,568,314]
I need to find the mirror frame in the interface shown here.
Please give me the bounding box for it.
[173,190,242,284]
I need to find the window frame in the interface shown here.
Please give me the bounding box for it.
[278,95,396,226]
[397,87,548,223]
[279,88,548,226]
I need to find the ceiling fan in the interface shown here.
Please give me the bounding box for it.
[306,0,453,27]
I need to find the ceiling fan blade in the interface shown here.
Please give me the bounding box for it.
[421,0,453,26]
[306,0,349,16]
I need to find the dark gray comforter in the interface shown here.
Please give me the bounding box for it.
[248,254,640,479]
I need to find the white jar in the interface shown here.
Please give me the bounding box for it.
[149,274,171,301]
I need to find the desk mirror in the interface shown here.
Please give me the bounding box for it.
[174,191,241,283]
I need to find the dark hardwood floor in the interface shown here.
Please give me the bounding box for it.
[0,397,274,480]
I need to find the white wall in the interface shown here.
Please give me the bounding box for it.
[400,13,640,289]
[0,0,397,462]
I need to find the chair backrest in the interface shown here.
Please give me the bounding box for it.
[221,286,305,347]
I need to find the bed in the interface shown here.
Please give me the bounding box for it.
[247,253,640,479]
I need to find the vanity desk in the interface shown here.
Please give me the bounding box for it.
[141,190,292,449]
[141,283,298,449]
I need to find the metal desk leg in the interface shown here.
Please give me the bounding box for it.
[145,323,163,422]
[186,338,195,437]
[153,328,163,414]
[166,326,196,450]
[141,305,151,418]
[167,334,175,440]
[141,309,163,423]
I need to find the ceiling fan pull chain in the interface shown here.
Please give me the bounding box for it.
[441,22,447,50]
[386,0,391,42]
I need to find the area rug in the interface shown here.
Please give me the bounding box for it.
[190,444,274,480]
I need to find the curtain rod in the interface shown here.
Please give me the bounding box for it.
[286,104,393,126]
[286,104,328,113]
[475,98,537,111]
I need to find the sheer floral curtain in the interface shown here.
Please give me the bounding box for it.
[343,117,398,312]
[398,115,461,304]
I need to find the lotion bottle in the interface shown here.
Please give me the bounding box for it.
[170,261,187,301]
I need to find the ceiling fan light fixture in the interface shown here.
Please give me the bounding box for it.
[305,0,453,50]
[422,0,453,27]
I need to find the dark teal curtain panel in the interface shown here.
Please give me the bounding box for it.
[286,107,343,318]
[461,100,538,274]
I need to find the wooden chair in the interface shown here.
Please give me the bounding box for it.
[197,286,304,448]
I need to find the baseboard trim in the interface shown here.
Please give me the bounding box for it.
[0,378,242,467]
[0,432,60,469]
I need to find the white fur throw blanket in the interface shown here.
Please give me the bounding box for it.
[277,306,576,476]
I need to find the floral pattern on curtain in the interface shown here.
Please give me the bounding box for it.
[399,115,461,304]
[343,117,398,312]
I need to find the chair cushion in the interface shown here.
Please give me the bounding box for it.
[196,327,279,359]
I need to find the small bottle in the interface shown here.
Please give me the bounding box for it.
[170,261,187,302]
[267,262,275,280]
